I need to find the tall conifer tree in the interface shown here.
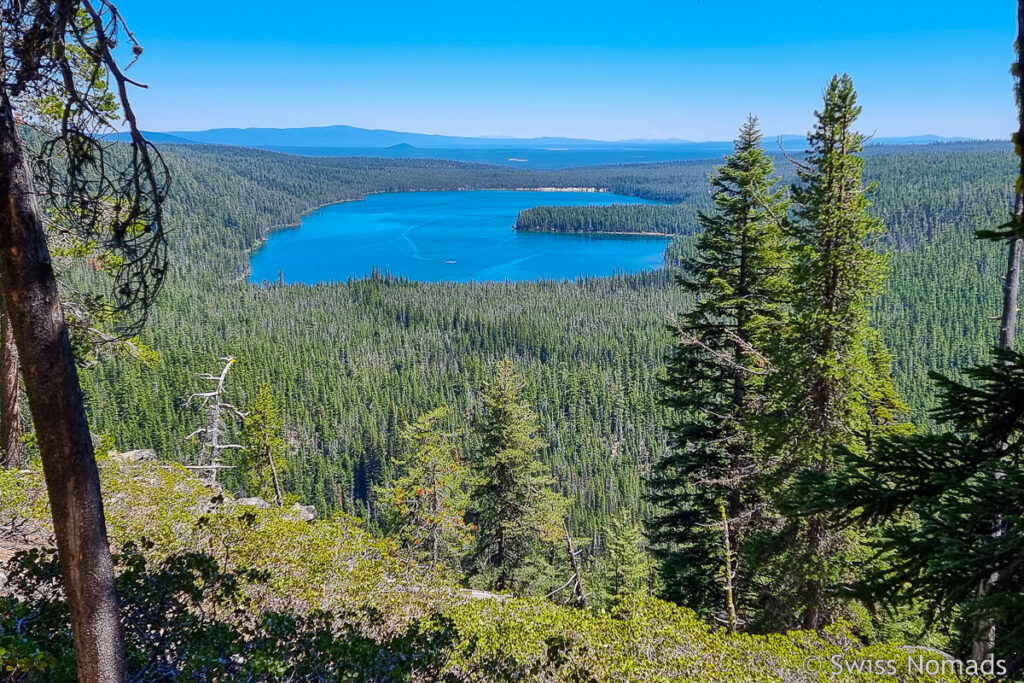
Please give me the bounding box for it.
[239,384,287,506]
[650,116,789,622]
[764,74,909,630]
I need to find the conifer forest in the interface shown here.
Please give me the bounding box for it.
[1,1,1024,681]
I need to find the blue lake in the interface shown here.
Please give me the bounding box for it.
[249,191,671,284]
[264,145,741,169]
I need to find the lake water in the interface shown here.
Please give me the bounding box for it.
[264,144,741,169]
[249,191,671,284]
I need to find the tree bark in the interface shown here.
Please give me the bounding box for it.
[562,520,587,608]
[973,1,1024,661]
[973,229,1019,660]
[0,91,126,681]
[1,299,21,468]
[999,231,1022,350]
[1007,0,1024,353]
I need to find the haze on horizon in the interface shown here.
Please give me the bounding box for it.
[115,0,1013,141]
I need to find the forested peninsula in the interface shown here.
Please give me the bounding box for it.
[2,123,1016,683]
[69,140,1012,534]
[4,0,1024,679]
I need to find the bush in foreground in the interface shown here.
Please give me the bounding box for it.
[0,456,968,681]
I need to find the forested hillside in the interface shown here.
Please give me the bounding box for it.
[75,141,1013,538]
[3,0,1022,678]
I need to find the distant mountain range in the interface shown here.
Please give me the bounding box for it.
[149,124,971,151]
[127,125,981,169]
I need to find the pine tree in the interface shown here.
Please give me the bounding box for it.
[592,512,656,607]
[763,74,909,630]
[802,14,1024,660]
[799,348,1024,665]
[467,359,566,593]
[378,406,472,568]
[239,384,287,505]
[650,116,788,622]
[0,4,169,677]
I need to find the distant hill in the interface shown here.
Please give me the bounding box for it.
[152,124,974,151]
[774,132,972,149]
[159,125,632,149]
[137,125,984,169]
[104,131,198,144]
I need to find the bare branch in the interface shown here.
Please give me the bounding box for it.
[185,357,243,483]
[669,315,772,376]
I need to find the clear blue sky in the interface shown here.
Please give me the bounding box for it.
[114,0,1015,140]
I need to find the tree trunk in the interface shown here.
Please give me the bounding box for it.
[720,505,738,633]
[999,231,1022,350]
[1007,0,1024,349]
[562,520,587,608]
[1,300,21,468]
[972,2,1024,661]
[801,517,826,631]
[269,444,284,507]
[0,91,126,682]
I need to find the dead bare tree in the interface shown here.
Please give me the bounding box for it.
[545,516,588,608]
[720,505,738,634]
[0,1,168,679]
[562,520,588,608]
[186,357,244,483]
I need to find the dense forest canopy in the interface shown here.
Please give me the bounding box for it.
[0,0,1021,677]
[70,140,1014,538]
[516,203,693,235]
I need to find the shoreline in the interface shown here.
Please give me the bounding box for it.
[240,186,643,282]
[510,187,609,193]
[516,227,676,237]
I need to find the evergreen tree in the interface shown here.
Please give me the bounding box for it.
[467,359,566,593]
[650,116,789,623]
[378,406,472,568]
[592,512,656,607]
[800,15,1024,660]
[800,348,1024,666]
[762,74,909,630]
[239,384,287,505]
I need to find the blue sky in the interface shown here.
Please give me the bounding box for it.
[114,0,1015,140]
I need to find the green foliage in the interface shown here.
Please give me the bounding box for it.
[651,117,789,621]
[467,360,567,593]
[0,544,455,682]
[516,203,695,235]
[441,597,966,682]
[2,546,968,682]
[377,406,473,568]
[589,511,657,608]
[0,454,462,639]
[236,384,287,504]
[754,76,912,631]
[800,347,1024,663]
